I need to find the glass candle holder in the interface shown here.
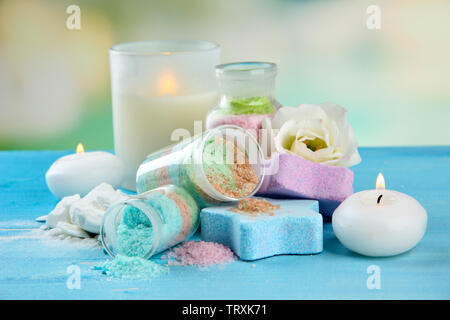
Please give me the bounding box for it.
[110,40,220,191]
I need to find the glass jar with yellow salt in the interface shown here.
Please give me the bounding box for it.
[135,125,265,208]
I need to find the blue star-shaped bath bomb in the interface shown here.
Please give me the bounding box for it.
[200,199,323,260]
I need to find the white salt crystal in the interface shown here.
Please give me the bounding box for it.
[56,221,91,238]
[35,215,48,222]
[38,228,101,248]
[69,183,128,234]
[46,194,81,228]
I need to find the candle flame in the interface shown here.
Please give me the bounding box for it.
[376,172,385,190]
[158,71,177,96]
[76,143,85,154]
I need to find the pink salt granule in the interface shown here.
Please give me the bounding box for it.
[167,241,237,266]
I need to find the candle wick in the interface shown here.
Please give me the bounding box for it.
[377,194,383,205]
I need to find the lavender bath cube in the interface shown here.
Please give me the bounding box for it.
[200,199,322,260]
[257,153,354,216]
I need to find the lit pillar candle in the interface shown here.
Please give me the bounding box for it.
[332,173,427,257]
[46,143,124,198]
[110,41,220,191]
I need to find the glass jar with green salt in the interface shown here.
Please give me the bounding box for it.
[136,125,265,208]
[101,185,200,259]
[205,62,281,138]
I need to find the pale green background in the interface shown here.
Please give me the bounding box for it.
[0,0,449,150]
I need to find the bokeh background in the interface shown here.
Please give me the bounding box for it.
[0,0,449,150]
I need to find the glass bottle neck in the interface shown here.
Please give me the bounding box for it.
[217,77,276,99]
[215,61,277,100]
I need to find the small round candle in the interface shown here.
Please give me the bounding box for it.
[332,173,427,257]
[46,143,124,198]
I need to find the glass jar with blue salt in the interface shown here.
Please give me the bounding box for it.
[101,185,200,259]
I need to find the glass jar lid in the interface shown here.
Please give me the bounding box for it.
[215,62,277,81]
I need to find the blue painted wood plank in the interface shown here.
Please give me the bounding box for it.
[0,148,449,299]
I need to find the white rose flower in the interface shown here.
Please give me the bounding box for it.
[261,103,361,167]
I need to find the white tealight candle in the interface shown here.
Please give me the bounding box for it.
[332,173,427,257]
[46,143,124,198]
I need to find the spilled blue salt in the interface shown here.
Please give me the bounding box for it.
[96,254,168,279]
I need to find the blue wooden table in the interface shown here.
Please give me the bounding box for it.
[0,147,449,299]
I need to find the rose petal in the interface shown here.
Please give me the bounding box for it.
[272,105,328,129]
[271,107,303,129]
[270,103,361,167]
